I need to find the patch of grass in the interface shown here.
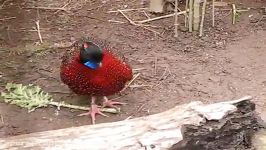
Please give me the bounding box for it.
[0,83,53,112]
[8,42,52,56]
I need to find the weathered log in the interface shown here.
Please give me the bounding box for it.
[0,96,263,150]
[170,98,263,150]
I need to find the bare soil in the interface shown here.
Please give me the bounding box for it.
[0,0,265,137]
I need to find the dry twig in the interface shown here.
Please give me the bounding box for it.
[142,10,150,19]
[6,26,11,41]
[0,0,11,9]
[118,10,137,25]
[0,17,16,21]
[137,11,187,24]
[154,67,171,88]
[108,8,148,13]
[232,4,236,24]
[35,20,43,43]
[0,115,4,124]
[124,103,146,120]
[25,7,69,12]
[121,73,141,92]
[133,68,145,72]
[108,20,125,24]
[159,67,170,81]
[54,0,71,14]
[141,26,160,34]
[118,10,160,34]
[129,85,151,88]
[154,57,157,75]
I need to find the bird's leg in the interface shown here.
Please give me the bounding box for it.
[102,96,126,109]
[78,96,108,124]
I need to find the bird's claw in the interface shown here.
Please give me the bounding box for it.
[78,104,109,124]
[102,100,126,110]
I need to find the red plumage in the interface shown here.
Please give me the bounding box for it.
[60,40,133,96]
[60,38,133,124]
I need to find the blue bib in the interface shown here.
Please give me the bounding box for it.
[84,61,100,70]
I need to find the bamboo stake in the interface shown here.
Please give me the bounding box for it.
[174,0,179,37]
[185,0,189,28]
[212,0,215,27]
[199,0,207,37]
[188,0,194,32]
[193,0,200,31]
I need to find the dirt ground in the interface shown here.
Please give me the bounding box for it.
[0,0,265,138]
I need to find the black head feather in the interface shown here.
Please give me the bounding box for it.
[80,42,103,64]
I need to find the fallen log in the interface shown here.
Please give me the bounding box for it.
[0,96,263,150]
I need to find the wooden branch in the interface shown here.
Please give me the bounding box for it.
[0,96,262,150]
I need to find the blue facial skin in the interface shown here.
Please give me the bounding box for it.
[84,60,100,70]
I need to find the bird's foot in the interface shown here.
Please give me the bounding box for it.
[78,104,108,124]
[102,97,126,109]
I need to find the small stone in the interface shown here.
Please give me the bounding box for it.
[209,76,220,82]
[150,144,156,148]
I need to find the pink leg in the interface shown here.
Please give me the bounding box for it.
[102,96,126,109]
[78,96,108,124]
